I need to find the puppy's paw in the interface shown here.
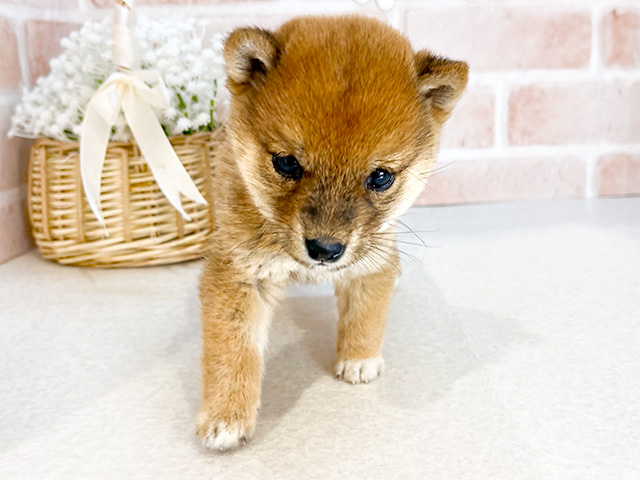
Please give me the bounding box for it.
[196,411,254,451]
[335,356,384,384]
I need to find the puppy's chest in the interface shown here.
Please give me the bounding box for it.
[253,254,300,285]
[252,253,342,286]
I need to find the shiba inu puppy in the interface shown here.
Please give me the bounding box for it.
[197,15,468,450]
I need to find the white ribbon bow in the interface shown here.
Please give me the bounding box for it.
[79,69,207,226]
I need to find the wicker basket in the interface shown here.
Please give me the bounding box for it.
[27,132,215,267]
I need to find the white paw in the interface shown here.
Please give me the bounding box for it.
[335,356,384,384]
[197,413,251,451]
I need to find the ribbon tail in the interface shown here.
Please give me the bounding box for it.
[80,97,115,227]
[122,90,207,222]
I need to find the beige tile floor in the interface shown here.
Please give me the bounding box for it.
[1,198,638,479]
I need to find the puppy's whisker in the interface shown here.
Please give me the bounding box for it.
[423,161,454,177]
[369,235,432,249]
[385,214,437,234]
[374,227,439,234]
[371,241,421,266]
[406,169,431,188]
[371,248,408,268]
[403,166,448,197]
[390,219,429,250]
[396,249,422,264]
[370,236,423,263]
[364,244,402,275]
[407,162,453,184]
[366,254,396,275]
[362,255,382,273]
[369,243,405,269]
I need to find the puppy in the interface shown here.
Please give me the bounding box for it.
[197,15,468,450]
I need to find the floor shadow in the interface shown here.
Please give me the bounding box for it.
[175,261,537,444]
[379,260,538,411]
[253,294,337,442]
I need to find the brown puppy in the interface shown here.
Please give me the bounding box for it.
[197,15,468,450]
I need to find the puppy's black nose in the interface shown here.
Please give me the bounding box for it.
[305,238,345,263]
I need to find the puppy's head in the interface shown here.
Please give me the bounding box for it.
[223,16,468,270]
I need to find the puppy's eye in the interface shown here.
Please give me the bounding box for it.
[365,168,395,192]
[272,153,303,181]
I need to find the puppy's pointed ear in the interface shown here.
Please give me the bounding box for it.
[224,27,280,89]
[415,51,469,119]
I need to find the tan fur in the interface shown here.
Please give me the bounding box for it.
[335,262,397,363]
[198,15,468,450]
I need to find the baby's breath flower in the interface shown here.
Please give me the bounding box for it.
[57,112,70,126]
[163,107,179,120]
[10,17,228,142]
[40,109,52,123]
[194,112,210,128]
[176,117,192,132]
[47,123,64,138]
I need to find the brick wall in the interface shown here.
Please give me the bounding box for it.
[0,0,638,263]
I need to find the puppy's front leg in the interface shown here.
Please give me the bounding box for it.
[197,254,279,451]
[334,259,398,384]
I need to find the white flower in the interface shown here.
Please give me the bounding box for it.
[194,112,210,128]
[57,112,70,126]
[176,117,192,132]
[46,123,64,138]
[40,109,53,123]
[163,107,179,120]
[11,16,227,142]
